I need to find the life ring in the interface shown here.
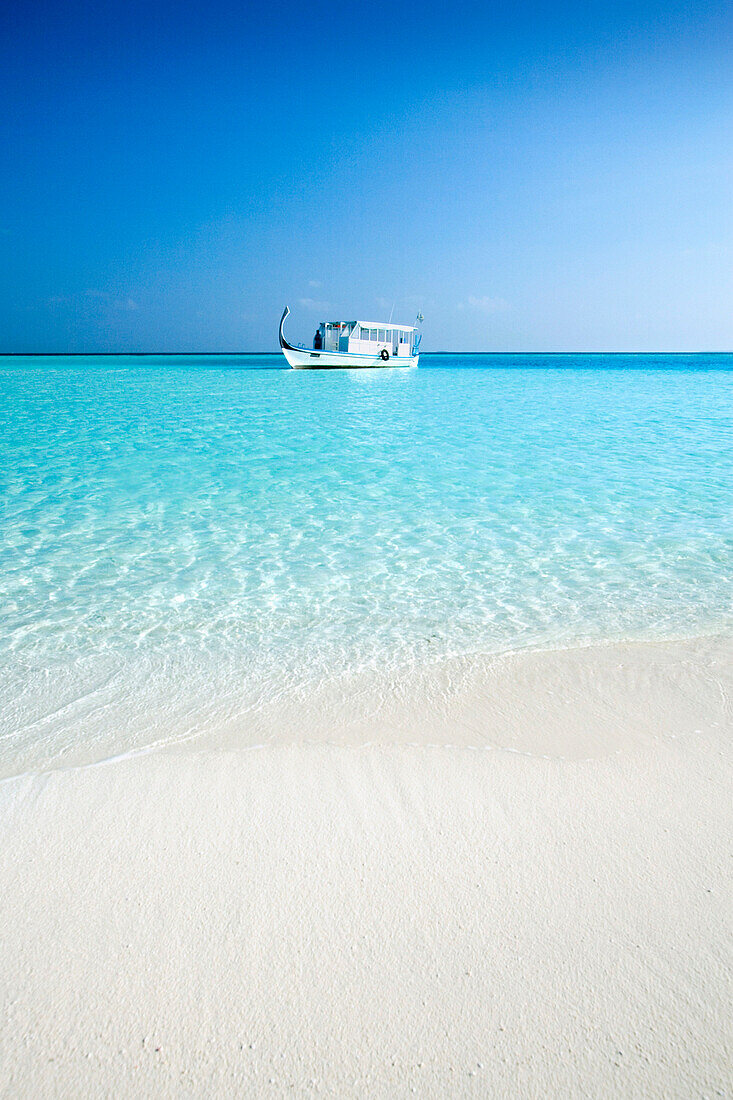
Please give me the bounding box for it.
[380,348,390,361]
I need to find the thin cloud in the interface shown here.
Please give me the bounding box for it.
[457,295,510,314]
[298,297,331,311]
[52,290,139,311]
[308,279,322,288]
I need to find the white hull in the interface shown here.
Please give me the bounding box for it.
[282,344,419,370]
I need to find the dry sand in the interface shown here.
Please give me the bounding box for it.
[0,637,731,1097]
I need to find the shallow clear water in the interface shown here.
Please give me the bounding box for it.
[1,353,731,774]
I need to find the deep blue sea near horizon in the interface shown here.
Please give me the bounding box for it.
[1,353,731,776]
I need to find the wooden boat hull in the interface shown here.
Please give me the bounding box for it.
[282,345,419,369]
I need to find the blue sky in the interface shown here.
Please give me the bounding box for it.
[1,0,731,351]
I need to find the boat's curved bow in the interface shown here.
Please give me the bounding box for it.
[279,306,295,352]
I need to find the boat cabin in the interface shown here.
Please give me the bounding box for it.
[314,321,415,357]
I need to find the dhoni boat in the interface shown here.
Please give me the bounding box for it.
[279,306,421,369]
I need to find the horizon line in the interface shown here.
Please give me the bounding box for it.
[1,350,732,357]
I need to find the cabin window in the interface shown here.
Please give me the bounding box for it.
[360,326,369,339]
[377,329,385,342]
[369,329,377,341]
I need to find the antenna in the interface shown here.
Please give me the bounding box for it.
[388,302,395,323]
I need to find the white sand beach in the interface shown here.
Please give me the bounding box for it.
[0,636,731,1097]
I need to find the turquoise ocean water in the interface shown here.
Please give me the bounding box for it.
[1,353,731,775]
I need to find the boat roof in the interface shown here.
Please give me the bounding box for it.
[322,320,416,331]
